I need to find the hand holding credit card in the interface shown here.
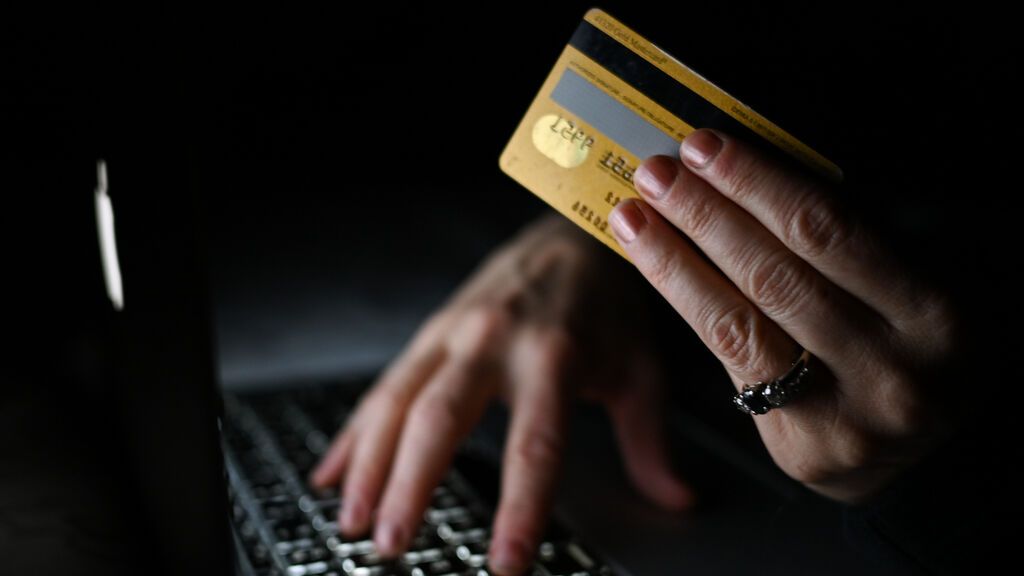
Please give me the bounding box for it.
[498,5,960,508]
[500,8,841,258]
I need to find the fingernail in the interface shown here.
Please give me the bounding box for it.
[489,538,530,575]
[374,521,405,556]
[634,156,677,199]
[341,498,367,534]
[609,199,647,244]
[680,129,723,168]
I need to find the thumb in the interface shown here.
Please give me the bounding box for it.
[606,356,694,511]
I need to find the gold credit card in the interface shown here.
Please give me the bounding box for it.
[500,8,842,258]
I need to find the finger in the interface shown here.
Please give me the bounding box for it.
[338,389,416,537]
[606,352,694,510]
[609,198,800,391]
[489,328,572,575]
[633,154,884,376]
[338,344,445,537]
[373,308,506,556]
[372,355,495,557]
[678,129,935,324]
[310,424,355,488]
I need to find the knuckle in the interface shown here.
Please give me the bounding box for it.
[746,255,815,320]
[673,180,720,243]
[512,427,564,469]
[714,146,769,204]
[367,385,407,415]
[409,392,461,437]
[421,310,451,334]
[512,327,575,396]
[426,312,454,337]
[876,369,931,436]
[902,290,960,357]
[343,478,374,502]
[465,305,512,336]
[494,290,528,321]
[774,428,856,485]
[644,247,684,292]
[406,311,450,354]
[451,305,513,358]
[703,303,766,376]
[786,195,855,258]
[828,431,881,478]
[785,453,833,486]
[529,326,575,361]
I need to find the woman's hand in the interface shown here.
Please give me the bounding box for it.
[609,129,958,502]
[311,214,692,575]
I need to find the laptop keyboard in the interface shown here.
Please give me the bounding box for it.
[222,387,614,576]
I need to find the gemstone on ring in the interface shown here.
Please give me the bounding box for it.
[733,349,812,415]
[733,383,771,415]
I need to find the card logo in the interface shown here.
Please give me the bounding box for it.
[531,114,594,168]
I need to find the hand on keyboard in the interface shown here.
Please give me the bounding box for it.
[311,214,693,576]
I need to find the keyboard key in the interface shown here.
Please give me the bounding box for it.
[251,481,291,501]
[341,551,384,568]
[248,542,273,568]
[423,558,459,575]
[425,506,471,525]
[538,542,556,563]
[438,525,487,546]
[299,495,340,514]
[289,546,331,565]
[455,542,488,568]
[412,522,442,546]
[312,514,338,533]
[403,547,445,565]
[431,487,461,510]
[436,514,478,533]
[263,502,303,522]
[310,485,340,500]
[274,519,317,541]
[276,538,315,555]
[286,560,332,576]
[343,566,387,576]
[330,539,376,558]
[535,541,595,574]
[341,555,396,576]
[306,430,330,455]
[239,519,260,542]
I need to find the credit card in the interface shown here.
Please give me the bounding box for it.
[499,8,842,258]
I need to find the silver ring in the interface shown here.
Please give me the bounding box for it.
[733,349,812,415]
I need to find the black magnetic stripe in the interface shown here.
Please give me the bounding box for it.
[568,19,769,152]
